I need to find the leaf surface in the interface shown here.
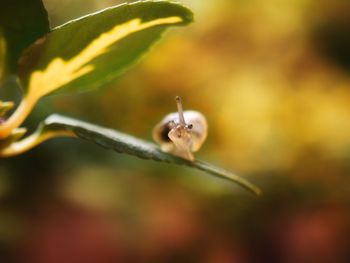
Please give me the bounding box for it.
[43,114,262,196]
[18,1,193,96]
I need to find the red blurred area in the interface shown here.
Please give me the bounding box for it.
[17,201,122,263]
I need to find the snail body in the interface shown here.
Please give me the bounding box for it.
[152,96,208,161]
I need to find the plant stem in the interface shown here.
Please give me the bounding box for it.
[0,128,75,157]
[0,95,37,139]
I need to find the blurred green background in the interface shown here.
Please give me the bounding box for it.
[1,0,350,262]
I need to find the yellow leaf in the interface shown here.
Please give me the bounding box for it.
[28,16,183,100]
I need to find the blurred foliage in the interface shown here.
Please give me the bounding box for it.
[1,0,350,262]
[0,0,50,74]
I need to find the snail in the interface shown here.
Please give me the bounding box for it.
[152,96,208,161]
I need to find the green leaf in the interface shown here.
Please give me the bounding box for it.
[0,0,50,74]
[18,1,193,96]
[43,114,262,196]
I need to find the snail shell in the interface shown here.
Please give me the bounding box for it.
[152,96,208,161]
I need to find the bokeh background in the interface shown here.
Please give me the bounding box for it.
[1,0,350,262]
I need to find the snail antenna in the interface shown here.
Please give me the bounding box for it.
[175,96,186,125]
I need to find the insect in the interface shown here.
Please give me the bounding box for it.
[153,96,208,161]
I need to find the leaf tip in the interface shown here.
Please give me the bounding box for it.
[169,2,194,24]
[253,187,263,197]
